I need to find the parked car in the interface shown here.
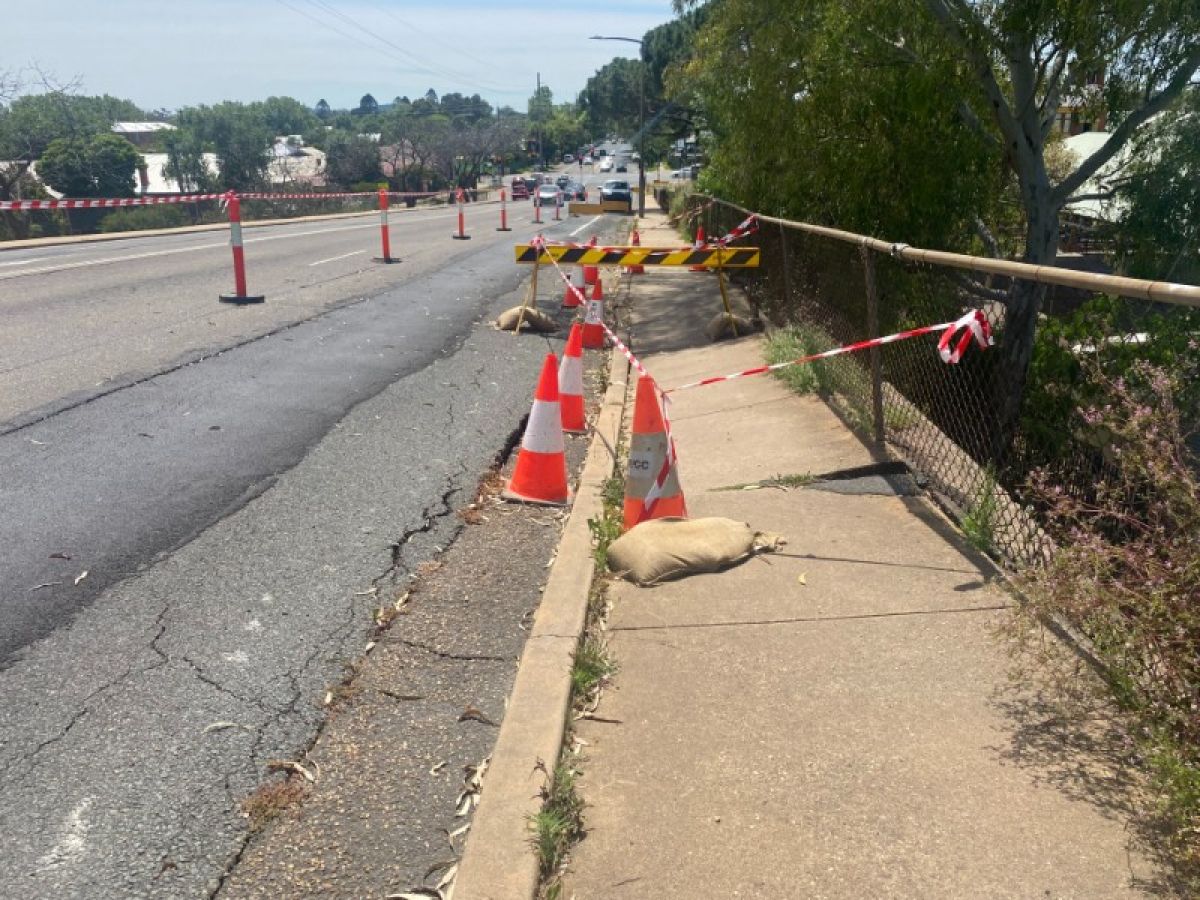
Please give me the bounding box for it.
[564,181,587,201]
[535,183,563,207]
[615,159,628,173]
[582,155,593,165]
[599,179,632,204]
[563,153,575,164]
[598,157,614,172]
[510,178,530,200]
[555,174,571,188]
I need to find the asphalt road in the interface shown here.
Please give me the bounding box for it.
[0,179,626,898]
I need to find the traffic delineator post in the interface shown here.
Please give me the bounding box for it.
[373,188,399,263]
[452,189,471,240]
[562,274,584,309]
[624,376,687,530]
[502,353,571,506]
[627,228,645,274]
[554,192,562,221]
[218,192,265,305]
[582,282,605,350]
[497,187,512,231]
[558,324,586,433]
[534,197,542,225]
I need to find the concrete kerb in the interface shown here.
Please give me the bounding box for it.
[451,346,629,900]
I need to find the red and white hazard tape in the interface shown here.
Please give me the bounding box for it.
[665,310,993,393]
[0,193,226,211]
[0,189,441,211]
[710,215,758,248]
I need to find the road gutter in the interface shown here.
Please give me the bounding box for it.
[451,347,630,900]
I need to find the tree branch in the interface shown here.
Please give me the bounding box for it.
[1052,45,1200,205]
[954,271,1011,305]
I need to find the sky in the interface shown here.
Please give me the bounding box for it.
[8,0,676,112]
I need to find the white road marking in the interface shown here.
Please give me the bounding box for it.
[0,256,47,267]
[309,249,365,266]
[569,215,602,237]
[36,797,92,872]
[0,210,458,281]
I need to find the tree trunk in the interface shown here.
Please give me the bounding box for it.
[992,193,1058,465]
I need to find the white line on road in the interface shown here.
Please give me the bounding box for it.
[309,250,365,266]
[569,216,602,237]
[0,210,458,281]
[0,256,48,267]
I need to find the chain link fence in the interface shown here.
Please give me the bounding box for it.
[686,194,1200,568]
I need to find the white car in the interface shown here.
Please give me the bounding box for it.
[599,158,614,172]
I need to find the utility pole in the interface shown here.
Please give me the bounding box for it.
[536,72,544,170]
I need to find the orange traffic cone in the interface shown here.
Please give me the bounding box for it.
[503,354,570,505]
[690,224,708,272]
[558,324,586,433]
[562,275,584,309]
[582,282,605,350]
[624,376,687,530]
[627,228,645,274]
[584,234,599,284]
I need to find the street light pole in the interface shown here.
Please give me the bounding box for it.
[589,34,647,217]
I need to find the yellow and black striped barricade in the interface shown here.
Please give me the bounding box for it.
[514,244,760,269]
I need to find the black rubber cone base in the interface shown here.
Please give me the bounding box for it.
[218,294,266,305]
[372,256,401,264]
[452,234,472,240]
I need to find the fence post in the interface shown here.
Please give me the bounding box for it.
[860,244,885,445]
[219,192,265,305]
[374,189,398,263]
[777,221,793,310]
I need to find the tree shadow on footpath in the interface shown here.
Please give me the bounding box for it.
[989,619,1192,898]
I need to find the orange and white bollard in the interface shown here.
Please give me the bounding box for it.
[219,192,264,304]
[497,188,511,232]
[534,195,542,224]
[374,189,398,263]
[452,188,471,240]
[554,190,562,221]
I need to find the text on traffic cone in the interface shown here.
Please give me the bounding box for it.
[624,375,687,530]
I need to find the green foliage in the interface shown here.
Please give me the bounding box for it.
[97,204,188,233]
[531,763,585,882]
[571,635,616,704]
[1113,90,1200,285]
[324,131,383,188]
[681,0,994,249]
[314,98,331,120]
[0,91,144,161]
[160,127,216,193]
[354,93,378,117]
[764,326,822,395]
[1023,296,1200,464]
[177,102,273,191]
[1022,359,1200,877]
[38,133,141,197]
[960,467,1000,556]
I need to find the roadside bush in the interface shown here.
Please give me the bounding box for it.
[97,205,189,233]
[1021,356,1200,872]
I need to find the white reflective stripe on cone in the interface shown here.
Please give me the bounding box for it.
[558,355,584,397]
[522,400,565,453]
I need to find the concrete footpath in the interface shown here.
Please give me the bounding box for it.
[553,213,1168,897]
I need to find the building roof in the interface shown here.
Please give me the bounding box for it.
[112,122,177,135]
[1061,130,1130,223]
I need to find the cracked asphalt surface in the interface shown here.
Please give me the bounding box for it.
[0,208,620,898]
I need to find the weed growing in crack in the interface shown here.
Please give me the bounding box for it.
[571,635,616,711]
[961,467,1000,556]
[531,761,585,888]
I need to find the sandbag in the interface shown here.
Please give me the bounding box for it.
[706,312,758,342]
[495,306,557,333]
[607,516,786,586]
